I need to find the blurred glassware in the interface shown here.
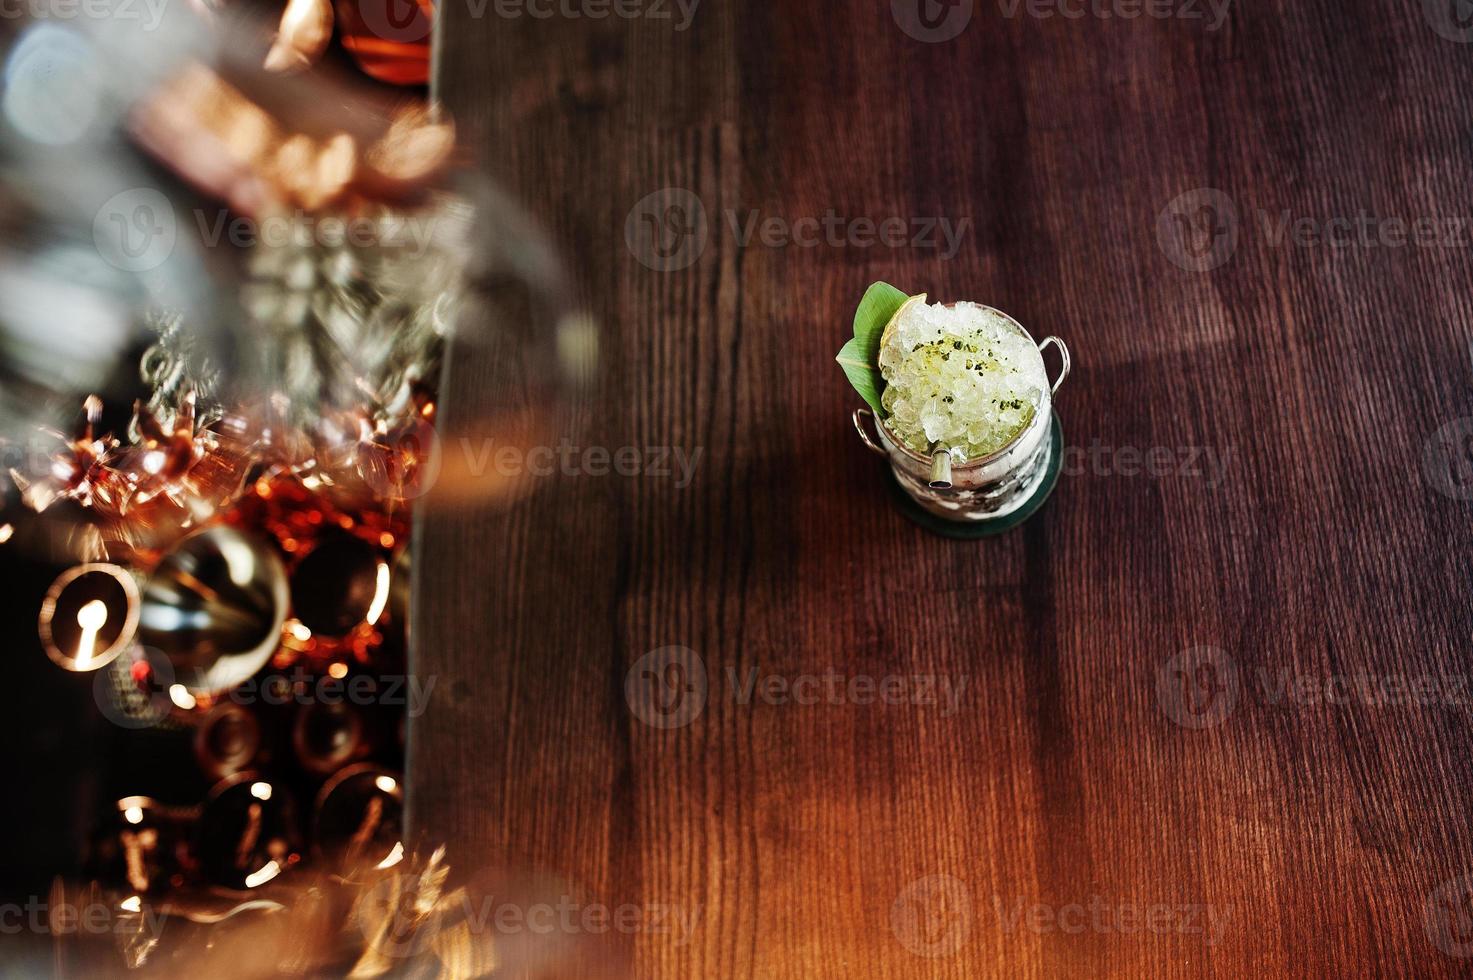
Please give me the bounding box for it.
[312,763,404,874]
[37,561,141,672]
[138,525,289,696]
[288,529,384,639]
[106,796,199,894]
[0,6,592,533]
[194,700,266,779]
[334,0,434,85]
[194,773,302,890]
[292,699,371,774]
[263,0,335,74]
[0,15,228,450]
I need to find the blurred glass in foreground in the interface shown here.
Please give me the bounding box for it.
[0,2,593,565]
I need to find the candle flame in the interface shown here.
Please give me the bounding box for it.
[375,841,405,870]
[243,861,280,889]
[365,561,390,626]
[74,599,108,669]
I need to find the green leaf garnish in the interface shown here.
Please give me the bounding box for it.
[836,281,911,415]
[836,337,884,414]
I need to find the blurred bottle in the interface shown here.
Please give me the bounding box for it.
[334,0,434,85]
[194,773,302,890]
[193,700,265,780]
[313,763,404,874]
[293,700,373,775]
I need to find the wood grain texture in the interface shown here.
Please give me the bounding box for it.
[409,0,1473,975]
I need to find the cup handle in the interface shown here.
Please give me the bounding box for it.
[1038,336,1070,395]
[852,408,887,457]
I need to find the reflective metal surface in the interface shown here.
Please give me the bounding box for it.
[138,525,288,695]
[854,323,1072,522]
[37,562,141,672]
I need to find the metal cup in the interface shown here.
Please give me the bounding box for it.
[854,311,1069,522]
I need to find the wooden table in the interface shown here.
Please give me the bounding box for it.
[411,0,1473,975]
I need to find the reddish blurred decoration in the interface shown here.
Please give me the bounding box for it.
[9,393,256,563]
[227,472,408,666]
[0,5,586,974]
[334,0,435,85]
[260,0,433,85]
[264,0,336,73]
[2,0,441,953]
[10,397,127,523]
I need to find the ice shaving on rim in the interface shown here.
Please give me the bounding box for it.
[878,299,1049,461]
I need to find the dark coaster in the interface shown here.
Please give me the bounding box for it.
[886,415,1064,539]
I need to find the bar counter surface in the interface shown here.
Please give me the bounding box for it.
[411,0,1473,975]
